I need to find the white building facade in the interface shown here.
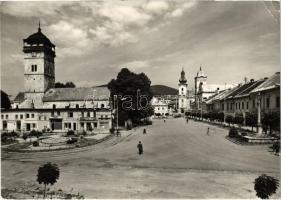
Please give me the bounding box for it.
[178,69,191,113]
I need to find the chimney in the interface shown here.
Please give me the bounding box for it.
[244,77,248,83]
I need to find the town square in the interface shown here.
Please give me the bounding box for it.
[1,0,280,199]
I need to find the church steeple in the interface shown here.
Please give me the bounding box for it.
[38,20,41,32]
[179,68,187,84]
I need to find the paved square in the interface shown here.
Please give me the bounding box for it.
[2,119,280,198]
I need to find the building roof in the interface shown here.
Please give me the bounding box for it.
[234,79,265,98]
[226,80,259,99]
[196,66,207,78]
[205,89,230,104]
[23,26,55,47]
[200,83,235,93]
[13,92,25,103]
[151,97,168,106]
[250,72,280,93]
[179,68,187,84]
[42,87,110,102]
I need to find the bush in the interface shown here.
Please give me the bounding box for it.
[233,113,244,126]
[22,133,28,141]
[66,138,78,144]
[254,174,279,199]
[229,128,239,138]
[10,131,19,138]
[241,132,247,137]
[33,141,39,147]
[29,130,42,138]
[109,128,115,134]
[66,130,75,136]
[262,111,280,134]
[225,115,234,126]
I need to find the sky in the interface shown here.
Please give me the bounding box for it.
[0,0,280,96]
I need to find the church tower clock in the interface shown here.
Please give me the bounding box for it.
[22,22,56,107]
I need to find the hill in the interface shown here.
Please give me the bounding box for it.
[151,85,178,95]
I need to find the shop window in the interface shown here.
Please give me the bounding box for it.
[266,97,270,108]
[68,112,73,118]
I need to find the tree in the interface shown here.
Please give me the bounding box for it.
[245,112,257,132]
[233,113,244,127]
[54,82,65,88]
[37,162,60,199]
[1,90,11,109]
[225,115,234,126]
[262,111,280,134]
[22,133,28,142]
[254,174,279,199]
[65,82,76,88]
[108,68,153,125]
[54,82,76,88]
[217,112,224,122]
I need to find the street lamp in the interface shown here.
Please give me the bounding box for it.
[114,95,127,136]
[113,95,119,134]
[257,92,262,135]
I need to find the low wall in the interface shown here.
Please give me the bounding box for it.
[242,136,279,144]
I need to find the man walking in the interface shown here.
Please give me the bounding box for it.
[143,128,146,134]
[206,127,210,135]
[137,141,143,155]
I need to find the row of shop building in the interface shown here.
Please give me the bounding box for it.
[193,72,280,132]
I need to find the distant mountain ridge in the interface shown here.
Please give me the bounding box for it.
[151,85,178,95]
[95,84,179,96]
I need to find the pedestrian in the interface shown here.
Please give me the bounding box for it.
[186,118,189,124]
[206,127,210,135]
[143,128,146,134]
[137,141,143,155]
[274,142,280,155]
[164,119,166,123]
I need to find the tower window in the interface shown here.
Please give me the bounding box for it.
[31,65,37,72]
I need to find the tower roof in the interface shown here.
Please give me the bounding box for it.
[196,66,207,78]
[179,68,187,84]
[23,23,55,47]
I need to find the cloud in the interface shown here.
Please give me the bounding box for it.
[1,1,71,17]
[166,1,197,18]
[121,60,151,70]
[46,20,93,56]
[142,1,169,15]
[98,4,151,27]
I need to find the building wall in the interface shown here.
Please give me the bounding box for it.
[42,100,110,109]
[154,105,169,115]
[178,83,189,112]
[0,109,112,132]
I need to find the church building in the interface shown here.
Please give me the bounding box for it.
[0,24,112,133]
[194,66,235,111]
[178,68,192,113]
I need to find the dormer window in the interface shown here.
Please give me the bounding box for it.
[31,64,37,72]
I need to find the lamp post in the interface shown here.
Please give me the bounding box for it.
[200,94,203,120]
[114,95,119,134]
[257,92,262,135]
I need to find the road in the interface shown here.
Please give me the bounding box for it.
[1,118,280,198]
